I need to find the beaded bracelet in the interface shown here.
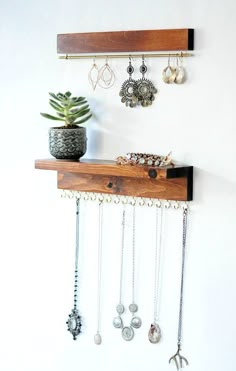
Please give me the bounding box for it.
[116,152,173,167]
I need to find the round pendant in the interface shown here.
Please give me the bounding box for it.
[113,316,123,328]
[116,303,125,314]
[129,303,138,313]
[122,326,134,341]
[66,309,82,340]
[148,323,161,344]
[131,316,142,329]
[94,332,102,345]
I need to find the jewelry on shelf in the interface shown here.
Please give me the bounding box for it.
[94,200,104,345]
[136,56,157,106]
[162,55,176,84]
[113,205,142,341]
[98,58,115,89]
[119,57,138,108]
[66,199,82,340]
[88,57,100,90]
[148,205,163,343]
[169,207,189,370]
[116,152,173,167]
[175,56,185,84]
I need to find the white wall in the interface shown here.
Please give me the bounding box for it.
[1,0,236,370]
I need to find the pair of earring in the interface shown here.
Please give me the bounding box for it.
[162,55,185,84]
[119,57,157,108]
[88,58,115,90]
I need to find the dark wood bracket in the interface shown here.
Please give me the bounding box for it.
[57,29,194,54]
[35,159,193,201]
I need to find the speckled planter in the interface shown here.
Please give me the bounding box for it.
[49,127,87,160]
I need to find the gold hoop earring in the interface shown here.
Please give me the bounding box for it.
[88,57,99,90]
[98,58,115,89]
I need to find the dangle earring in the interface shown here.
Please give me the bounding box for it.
[66,199,82,340]
[88,57,100,90]
[162,55,176,84]
[119,57,138,108]
[136,56,157,107]
[175,55,185,84]
[98,58,115,89]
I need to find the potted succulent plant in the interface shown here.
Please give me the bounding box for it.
[40,91,92,159]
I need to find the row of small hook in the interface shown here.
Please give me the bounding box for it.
[60,190,189,210]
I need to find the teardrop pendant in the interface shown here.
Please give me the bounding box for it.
[148,323,161,344]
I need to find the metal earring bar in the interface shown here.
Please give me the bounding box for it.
[59,52,193,60]
[59,190,190,210]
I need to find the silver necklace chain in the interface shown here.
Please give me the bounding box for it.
[178,207,188,346]
[153,206,163,324]
[66,198,82,340]
[94,201,103,345]
[169,207,189,369]
[148,206,162,344]
[113,205,142,341]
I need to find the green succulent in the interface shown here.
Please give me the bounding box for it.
[40,91,92,127]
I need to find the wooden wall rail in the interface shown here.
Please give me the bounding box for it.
[57,29,194,54]
[35,159,193,201]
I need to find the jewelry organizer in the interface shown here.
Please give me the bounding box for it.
[35,159,193,201]
[35,28,195,367]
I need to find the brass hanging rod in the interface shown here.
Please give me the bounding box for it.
[58,52,193,60]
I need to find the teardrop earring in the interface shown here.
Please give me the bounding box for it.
[162,55,176,84]
[88,57,100,90]
[98,58,115,89]
[136,56,157,107]
[175,55,185,84]
[119,57,138,108]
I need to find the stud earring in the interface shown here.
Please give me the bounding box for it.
[88,57,99,90]
[136,56,157,107]
[98,58,115,89]
[175,55,185,84]
[162,55,176,84]
[119,57,138,107]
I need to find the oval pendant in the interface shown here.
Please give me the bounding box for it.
[148,323,161,344]
[131,316,142,329]
[94,332,102,345]
[122,326,134,341]
[113,316,123,328]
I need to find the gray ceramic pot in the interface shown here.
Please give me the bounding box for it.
[49,127,87,160]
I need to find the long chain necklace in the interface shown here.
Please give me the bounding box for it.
[148,206,163,343]
[66,198,82,340]
[113,205,142,341]
[94,201,103,345]
[169,207,189,369]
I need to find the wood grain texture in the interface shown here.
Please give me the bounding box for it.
[35,159,190,179]
[57,29,194,54]
[57,172,189,201]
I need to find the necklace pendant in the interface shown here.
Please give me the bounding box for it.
[131,316,142,329]
[113,316,123,329]
[94,332,102,345]
[148,323,161,344]
[122,326,134,341]
[66,309,82,340]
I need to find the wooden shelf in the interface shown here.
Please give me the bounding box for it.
[35,159,193,201]
[57,29,194,54]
